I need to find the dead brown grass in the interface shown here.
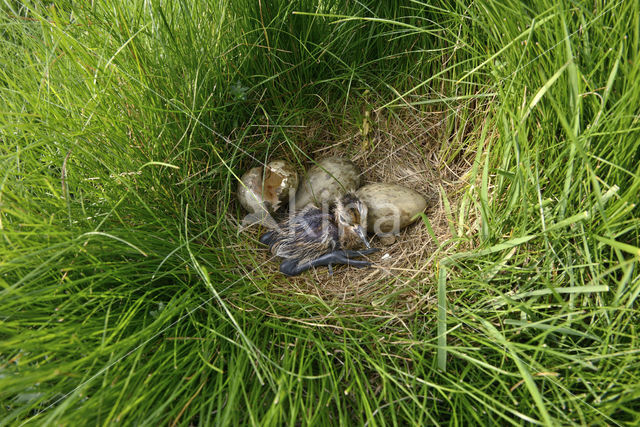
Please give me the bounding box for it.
[232,104,478,316]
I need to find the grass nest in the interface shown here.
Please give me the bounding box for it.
[232,104,479,317]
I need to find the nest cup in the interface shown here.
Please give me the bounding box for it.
[234,105,477,314]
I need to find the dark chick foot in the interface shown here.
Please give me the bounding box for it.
[279,258,307,276]
[279,256,373,277]
[339,248,380,258]
[259,231,274,246]
[278,250,379,276]
[308,251,375,270]
[339,259,372,268]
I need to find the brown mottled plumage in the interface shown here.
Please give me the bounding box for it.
[260,193,377,276]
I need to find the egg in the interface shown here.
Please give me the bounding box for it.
[356,183,427,234]
[237,160,298,214]
[293,157,361,210]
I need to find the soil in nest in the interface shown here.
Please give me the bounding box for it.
[233,106,477,316]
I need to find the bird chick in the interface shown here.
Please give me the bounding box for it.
[260,192,378,276]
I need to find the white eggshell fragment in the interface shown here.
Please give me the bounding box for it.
[356,183,427,234]
[263,159,299,209]
[238,166,264,214]
[237,160,298,214]
[293,157,360,210]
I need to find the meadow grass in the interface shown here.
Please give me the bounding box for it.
[1,0,639,425]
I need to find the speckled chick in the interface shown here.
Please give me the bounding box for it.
[260,193,378,276]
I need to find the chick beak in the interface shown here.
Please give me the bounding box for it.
[354,226,370,248]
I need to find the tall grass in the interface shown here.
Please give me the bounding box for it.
[1,0,639,424]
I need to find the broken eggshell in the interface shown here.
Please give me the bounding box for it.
[356,183,427,234]
[293,157,361,210]
[237,160,298,214]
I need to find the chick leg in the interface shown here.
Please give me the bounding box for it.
[279,258,309,276]
[279,249,379,276]
[286,253,373,276]
[310,252,373,268]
